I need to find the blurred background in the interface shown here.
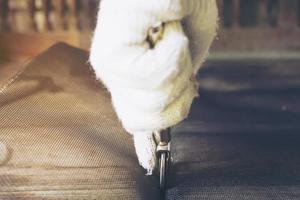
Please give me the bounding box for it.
[0,0,300,84]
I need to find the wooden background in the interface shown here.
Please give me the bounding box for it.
[0,0,300,59]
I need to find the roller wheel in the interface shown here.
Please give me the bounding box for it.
[159,152,169,192]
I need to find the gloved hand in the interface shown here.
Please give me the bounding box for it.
[90,0,218,174]
[132,131,157,175]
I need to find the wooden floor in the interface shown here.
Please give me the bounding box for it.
[1,43,300,200]
[0,44,160,200]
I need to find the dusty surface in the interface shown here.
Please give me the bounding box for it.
[0,44,159,200]
[0,43,300,199]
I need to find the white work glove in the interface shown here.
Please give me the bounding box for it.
[90,0,218,174]
[132,131,157,175]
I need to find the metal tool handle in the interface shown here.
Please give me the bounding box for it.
[156,128,171,194]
